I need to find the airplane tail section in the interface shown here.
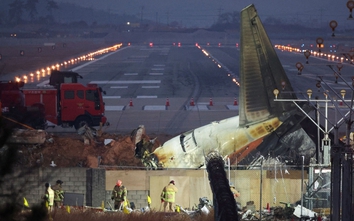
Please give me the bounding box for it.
[239,4,298,127]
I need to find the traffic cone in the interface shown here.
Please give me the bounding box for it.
[129,99,133,106]
[209,98,213,106]
[166,98,170,106]
[266,203,270,212]
[190,97,195,106]
[234,98,238,105]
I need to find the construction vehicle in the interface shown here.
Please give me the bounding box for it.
[1,70,107,131]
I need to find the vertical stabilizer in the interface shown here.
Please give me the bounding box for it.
[239,4,297,127]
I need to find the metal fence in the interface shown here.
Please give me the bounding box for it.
[226,163,331,218]
[101,162,333,217]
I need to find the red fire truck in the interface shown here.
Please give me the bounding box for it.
[23,83,107,129]
[1,71,107,130]
[0,81,47,129]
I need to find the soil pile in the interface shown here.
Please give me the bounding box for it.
[16,130,171,168]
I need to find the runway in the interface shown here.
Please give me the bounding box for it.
[3,41,354,137]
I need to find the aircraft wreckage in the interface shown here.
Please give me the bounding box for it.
[135,4,319,169]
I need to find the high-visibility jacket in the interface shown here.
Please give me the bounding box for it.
[52,184,64,202]
[161,183,178,203]
[112,185,127,202]
[45,187,55,207]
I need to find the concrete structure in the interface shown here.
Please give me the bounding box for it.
[0,167,309,212]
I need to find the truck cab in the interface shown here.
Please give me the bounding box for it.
[23,69,107,129]
[59,83,107,129]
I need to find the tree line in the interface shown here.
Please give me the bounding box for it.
[1,0,59,25]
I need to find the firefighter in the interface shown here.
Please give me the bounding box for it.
[52,180,64,208]
[160,180,178,212]
[111,180,127,210]
[43,183,55,214]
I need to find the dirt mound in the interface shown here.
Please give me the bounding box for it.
[16,131,171,168]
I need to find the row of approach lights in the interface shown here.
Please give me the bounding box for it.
[299,36,345,82]
[197,44,240,86]
[292,1,354,70]
[15,44,122,83]
[301,44,346,65]
[297,0,352,85]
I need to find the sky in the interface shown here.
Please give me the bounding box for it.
[55,0,352,28]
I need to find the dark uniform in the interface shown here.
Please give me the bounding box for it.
[52,180,64,208]
[111,180,127,210]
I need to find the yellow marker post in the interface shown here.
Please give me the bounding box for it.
[23,197,29,208]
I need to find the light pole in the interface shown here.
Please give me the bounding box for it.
[273,72,354,220]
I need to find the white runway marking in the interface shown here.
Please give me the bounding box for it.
[142,86,160,89]
[103,96,121,99]
[90,80,161,84]
[187,105,209,111]
[110,86,128,89]
[124,73,138,75]
[137,95,158,98]
[144,105,166,110]
[71,47,127,71]
[226,105,239,110]
[149,73,163,75]
[105,106,125,111]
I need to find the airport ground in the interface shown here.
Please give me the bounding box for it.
[1,31,354,166]
[2,32,352,137]
[2,29,354,220]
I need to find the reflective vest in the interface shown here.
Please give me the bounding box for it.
[45,187,55,207]
[161,184,178,203]
[52,184,64,202]
[112,185,127,201]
